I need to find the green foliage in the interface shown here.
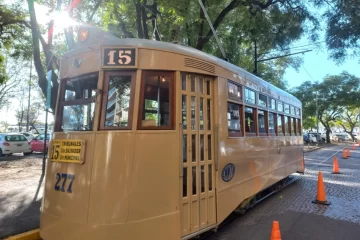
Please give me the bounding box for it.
[322,0,360,62]
[292,72,360,142]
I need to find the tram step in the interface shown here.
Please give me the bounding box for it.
[5,229,40,240]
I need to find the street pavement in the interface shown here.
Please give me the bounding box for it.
[0,154,44,239]
[198,144,360,240]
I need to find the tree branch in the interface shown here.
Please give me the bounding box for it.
[141,0,150,39]
[135,0,144,38]
[88,0,103,22]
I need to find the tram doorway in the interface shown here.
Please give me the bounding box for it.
[180,73,216,237]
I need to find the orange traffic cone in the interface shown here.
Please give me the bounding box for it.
[312,171,331,205]
[358,142,360,147]
[270,221,281,240]
[352,143,356,150]
[347,147,351,158]
[342,148,348,159]
[332,156,341,174]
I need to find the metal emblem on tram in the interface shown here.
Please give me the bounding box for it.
[222,163,235,182]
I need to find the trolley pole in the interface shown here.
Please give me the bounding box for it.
[254,40,258,76]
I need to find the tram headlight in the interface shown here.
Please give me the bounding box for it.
[78,27,89,42]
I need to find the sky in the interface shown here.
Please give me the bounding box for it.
[1,3,360,126]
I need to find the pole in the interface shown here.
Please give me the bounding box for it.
[254,40,258,75]
[26,57,32,132]
[316,91,319,146]
[43,110,48,173]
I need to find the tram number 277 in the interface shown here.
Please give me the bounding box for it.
[55,173,75,193]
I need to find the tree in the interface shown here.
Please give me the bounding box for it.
[293,72,360,143]
[336,107,360,142]
[0,54,27,112]
[321,0,360,62]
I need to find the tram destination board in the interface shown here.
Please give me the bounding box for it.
[50,139,86,164]
[103,47,137,67]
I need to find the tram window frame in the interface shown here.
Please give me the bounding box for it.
[296,108,300,116]
[245,106,257,136]
[55,73,98,132]
[137,71,175,130]
[268,112,277,136]
[258,109,268,136]
[99,71,136,130]
[228,102,243,137]
[227,81,242,101]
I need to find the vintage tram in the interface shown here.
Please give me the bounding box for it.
[40,26,304,240]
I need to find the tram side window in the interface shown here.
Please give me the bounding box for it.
[227,81,242,101]
[284,116,290,135]
[259,94,267,108]
[284,104,290,114]
[258,110,267,135]
[138,71,174,129]
[292,118,297,135]
[245,88,256,104]
[270,98,276,110]
[278,101,283,112]
[57,74,98,132]
[277,115,284,135]
[228,103,242,137]
[297,119,302,135]
[245,107,256,134]
[101,72,135,129]
[269,112,276,134]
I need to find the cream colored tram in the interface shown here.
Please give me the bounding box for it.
[40,26,304,240]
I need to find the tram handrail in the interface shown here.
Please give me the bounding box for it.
[180,123,184,177]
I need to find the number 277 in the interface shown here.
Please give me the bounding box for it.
[55,173,75,193]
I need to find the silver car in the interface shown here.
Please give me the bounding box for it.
[0,133,32,156]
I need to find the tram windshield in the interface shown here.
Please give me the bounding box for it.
[58,74,98,132]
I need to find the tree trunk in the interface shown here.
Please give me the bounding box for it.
[27,0,58,113]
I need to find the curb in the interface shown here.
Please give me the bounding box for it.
[303,144,328,153]
[5,229,40,240]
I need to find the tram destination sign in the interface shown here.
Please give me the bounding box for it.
[50,139,86,164]
[103,47,137,67]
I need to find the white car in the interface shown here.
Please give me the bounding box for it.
[0,133,32,156]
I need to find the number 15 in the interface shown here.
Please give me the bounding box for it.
[107,50,132,65]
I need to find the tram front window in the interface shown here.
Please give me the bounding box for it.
[58,74,98,131]
[138,71,174,129]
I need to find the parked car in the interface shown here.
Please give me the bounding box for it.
[335,133,350,142]
[0,133,32,156]
[303,135,309,143]
[21,132,35,141]
[31,133,51,152]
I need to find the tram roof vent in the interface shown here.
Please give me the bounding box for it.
[184,58,215,74]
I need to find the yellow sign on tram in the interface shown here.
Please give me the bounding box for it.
[50,139,85,164]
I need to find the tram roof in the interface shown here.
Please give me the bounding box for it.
[65,27,301,107]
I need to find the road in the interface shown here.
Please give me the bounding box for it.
[197,144,360,240]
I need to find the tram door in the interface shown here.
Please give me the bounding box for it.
[180,73,216,237]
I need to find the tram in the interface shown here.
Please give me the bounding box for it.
[40,26,304,240]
